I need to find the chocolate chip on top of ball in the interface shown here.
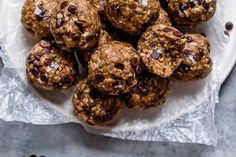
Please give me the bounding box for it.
[50,0,101,51]
[26,40,78,90]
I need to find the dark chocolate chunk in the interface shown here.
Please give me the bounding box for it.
[114,63,124,70]
[150,49,161,59]
[40,74,49,82]
[225,21,233,31]
[30,69,39,76]
[60,1,69,9]
[68,5,77,14]
[95,72,105,82]
[56,18,64,28]
[173,31,184,38]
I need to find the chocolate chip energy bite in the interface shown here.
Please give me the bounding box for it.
[88,41,141,95]
[73,79,123,125]
[125,74,169,109]
[105,0,160,34]
[138,24,186,78]
[26,40,78,90]
[168,0,217,26]
[21,0,59,39]
[50,0,101,51]
[174,34,213,81]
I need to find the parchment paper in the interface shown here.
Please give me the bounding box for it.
[0,0,227,145]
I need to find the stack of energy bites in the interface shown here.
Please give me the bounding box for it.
[22,0,217,125]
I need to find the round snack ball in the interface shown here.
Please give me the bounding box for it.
[26,40,78,90]
[138,24,186,78]
[168,0,217,26]
[78,29,112,66]
[174,34,213,81]
[125,74,169,109]
[105,0,160,35]
[154,7,172,26]
[73,79,123,125]
[88,41,141,95]
[21,0,59,39]
[50,0,101,51]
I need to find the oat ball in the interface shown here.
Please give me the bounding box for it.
[138,24,186,78]
[168,0,217,26]
[88,41,141,95]
[154,7,172,26]
[21,0,59,39]
[105,0,160,35]
[50,0,101,51]
[78,29,112,66]
[26,40,78,90]
[73,79,123,125]
[174,34,213,81]
[125,74,169,109]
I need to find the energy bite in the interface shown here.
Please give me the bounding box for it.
[125,74,169,109]
[50,0,101,51]
[105,0,160,35]
[21,0,59,39]
[88,41,141,95]
[154,8,172,26]
[73,79,123,125]
[78,29,112,66]
[26,40,78,90]
[168,0,217,26]
[138,24,186,78]
[174,34,213,81]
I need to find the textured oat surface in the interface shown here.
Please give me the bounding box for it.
[26,40,78,90]
[50,0,101,51]
[21,0,59,39]
[168,0,217,26]
[125,74,169,109]
[106,0,160,34]
[154,7,172,26]
[174,34,212,81]
[88,41,140,95]
[73,79,123,125]
[138,24,186,78]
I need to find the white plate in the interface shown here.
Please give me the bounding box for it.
[0,0,236,136]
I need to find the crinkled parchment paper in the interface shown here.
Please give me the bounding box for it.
[0,0,227,145]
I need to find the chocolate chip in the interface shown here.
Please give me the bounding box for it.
[95,72,104,82]
[179,64,190,72]
[186,36,193,42]
[90,89,100,99]
[173,31,184,38]
[34,7,45,21]
[183,49,192,57]
[187,1,195,8]
[74,21,85,32]
[140,88,149,96]
[225,21,233,31]
[60,1,69,9]
[114,63,124,70]
[202,2,210,10]
[71,34,81,40]
[150,49,161,59]
[45,59,52,65]
[56,18,64,28]
[30,69,39,76]
[40,74,49,82]
[68,5,77,14]
[224,30,229,37]
[194,49,204,61]
[163,27,173,32]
